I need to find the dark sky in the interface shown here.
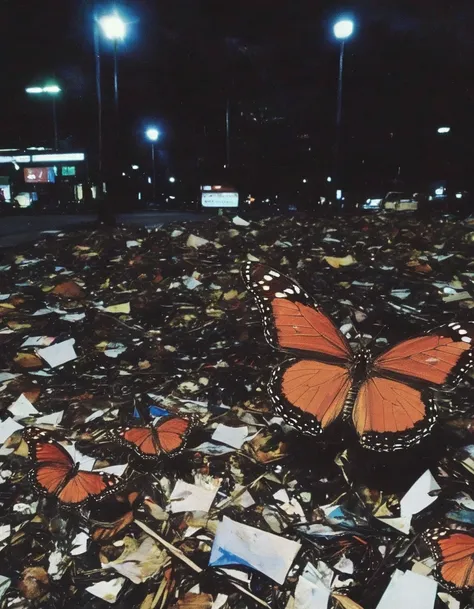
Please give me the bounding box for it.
[2,0,474,193]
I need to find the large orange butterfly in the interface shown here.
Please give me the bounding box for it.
[243,262,474,452]
[25,430,123,508]
[423,528,474,591]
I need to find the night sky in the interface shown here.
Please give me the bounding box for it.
[2,0,474,196]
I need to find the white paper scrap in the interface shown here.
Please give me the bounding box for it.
[377,516,412,535]
[187,234,210,248]
[21,336,56,348]
[71,532,90,556]
[209,516,302,585]
[232,216,250,227]
[36,410,64,426]
[101,464,128,476]
[212,424,249,449]
[37,338,77,368]
[400,470,441,518]
[8,394,39,419]
[212,593,229,609]
[86,577,126,604]
[0,418,24,444]
[294,562,332,609]
[376,570,437,609]
[0,373,20,383]
[0,575,11,601]
[170,479,220,513]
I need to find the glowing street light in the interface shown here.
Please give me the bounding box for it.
[26,84,62,150]
[99,13,126,40]
[146,128,160,201]
[438,126,451,134]
[169,176,176,183]
[333,18,354,195]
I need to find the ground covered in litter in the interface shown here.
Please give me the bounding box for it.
[1,212,474,609]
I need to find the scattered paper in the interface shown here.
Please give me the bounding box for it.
[71,532,89,556]
[212,424,249,449]
[0,575,11,601]
[232,216,250,227]
[8,394,39,419]
[104,538,168,584]
[294,562,332,609]
[37,338,77,368]
[376,570,437,609]
[86,577,126,604]
[36,411,64,425]
[187,234,210,248]
[400,470,441,518]
[21,336,56,348]
[0,418,24,444]
[209,516,301,585]
[170,479,220,513]
[103,303,131,314]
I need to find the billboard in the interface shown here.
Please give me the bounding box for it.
[24,167,56,184]
[201,185,239,208]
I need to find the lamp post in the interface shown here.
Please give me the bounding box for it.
[146,128,159,202]
[26,84,61,150]
[98,13,126,120]
[333,19,354,195]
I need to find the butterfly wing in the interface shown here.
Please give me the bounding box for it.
[269,359,352,436]
[26,431,74,495]
[424,529,474,591]
[373,322,474,387]
[155,416,193,455]
[352,377,437,451]
[57,471,121,507]
[243,262,352,361]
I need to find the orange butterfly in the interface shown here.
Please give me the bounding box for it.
[25,430,123,508]
[424,528,474,591]
[243,262,474,452]
[110,415,192,461]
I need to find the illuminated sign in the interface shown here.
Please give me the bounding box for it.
[31,153,85,162]
[201,191,239,208]
[0,155,31,164]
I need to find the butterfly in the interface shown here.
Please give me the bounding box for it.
[25,430,123,508]
[242,262,474,452]
[423,528,474,591]
[110,415,193,461]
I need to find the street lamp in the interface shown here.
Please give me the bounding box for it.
[26,84,61,150]
[146,128,159,202]
[99,12,126,119]
[169,176,176,183]
[438,126,451,134]
[333,18,354,193]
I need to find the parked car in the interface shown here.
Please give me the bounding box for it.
[383,192,418,211]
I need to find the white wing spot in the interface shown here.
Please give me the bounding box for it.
[459,329,468,335]
[275,292,287,298]
[453,324,461,330]
[462,337,472,343]
[262,285,270,291]
[269,271,280,277]
[294,286,301,294]
[264,275,273,281]
[284,288,295,295]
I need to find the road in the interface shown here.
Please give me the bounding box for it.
[0,212,207,248]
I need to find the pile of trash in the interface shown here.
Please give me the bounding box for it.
[0,212,474,609]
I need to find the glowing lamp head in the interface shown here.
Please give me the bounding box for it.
[146,128,159,142]
[99,14,126,41]
[334,19,354,40]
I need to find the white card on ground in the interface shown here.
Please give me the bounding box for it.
[0,418,24,444]
[62,443,96,471]
[209,515,301,585]
[8,394,39,419]
[71,531,90,556]
[376,570,437,609]
[212,424,249,449]
[21,336,56,348]
[169,479,220,513]
[100,464,128,476]
[36,411,64,425]
[400,470,441,518]
[86,577,125,604]
[294,562,332,609]
[37,338,77,368]
[0,373,20,383]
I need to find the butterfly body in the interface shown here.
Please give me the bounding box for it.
[244,262,474,452]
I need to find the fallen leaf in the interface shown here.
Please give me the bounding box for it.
[52,281,85,299]
[172,593,213,609]
[324,255,356,268]
[14,353,43,369]
[18,567,49,600]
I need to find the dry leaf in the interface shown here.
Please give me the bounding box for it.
[52,281,85,299]
[332,593,364,609]
[104,537,168,584]
[172,593,213,609]
[324,255,356,268]
[18,567,49,600]
[14,353,43,369]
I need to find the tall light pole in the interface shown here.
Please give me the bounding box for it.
[146,128,159,202]
[99,13,126,121]
[26,84,61,150]
[333,19,354,195]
